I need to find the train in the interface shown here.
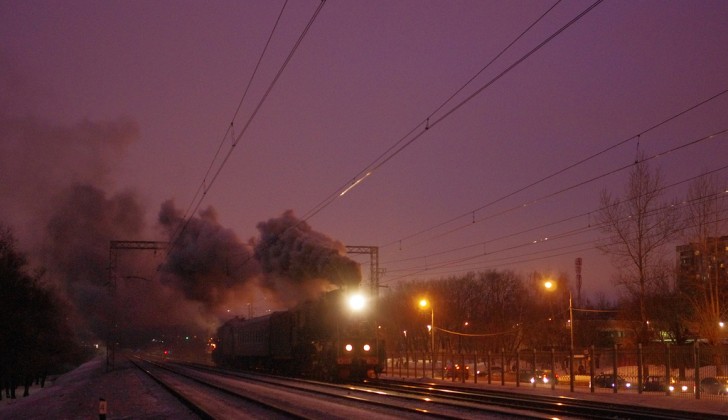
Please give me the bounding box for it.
[212,288,384,381]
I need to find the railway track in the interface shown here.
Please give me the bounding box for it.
[131,358,549,418]
[368,378,727,419]
[133,358,722,419]
[130,358,309,419]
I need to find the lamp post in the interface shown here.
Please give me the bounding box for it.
[419,299,435,379]
[544,280,574,392]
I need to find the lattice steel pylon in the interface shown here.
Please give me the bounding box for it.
[345,245,380,296]
[106,240,168,371]
[109,240,169,278]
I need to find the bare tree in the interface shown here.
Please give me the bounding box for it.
[597,158,682,343]
[681,173,727,345]
[462,270,528,354]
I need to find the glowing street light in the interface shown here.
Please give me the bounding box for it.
[419,298,435,378]
[544,279,574,392]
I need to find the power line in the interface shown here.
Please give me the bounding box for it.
[167,1,327,259]
[385,184,728,276]
[230,0,581,275]
[388,129,728,258]
[383,212,728,285]
[300,0,603,223]
[384,87,728,249]
[381,180,728,283]
[169,0,290,250]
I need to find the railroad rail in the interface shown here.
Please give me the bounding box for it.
[133,358,552,418]
[370,378,727,420]
[132,357,726,419]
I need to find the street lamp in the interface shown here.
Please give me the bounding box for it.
[544,280,574,392]
[419,298,435,378]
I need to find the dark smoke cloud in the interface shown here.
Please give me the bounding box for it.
[254,210,361,306]
[44,184,146,340]
[0,59,223,345]
[40,188,241,346]
[157,199,262,314]
[2,56,363,349]
[0,106,139,245]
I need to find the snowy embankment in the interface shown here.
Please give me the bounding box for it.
[0,356,197,419]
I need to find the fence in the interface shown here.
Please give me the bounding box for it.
[383,342,728,400]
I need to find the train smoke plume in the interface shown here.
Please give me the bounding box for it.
[254,210,361,306]
[2,57,363,348]
[43,183,149,342]
[0,58,228,345]
[157,200,262,315]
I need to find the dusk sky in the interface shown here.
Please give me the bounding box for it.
[2,0,727,317]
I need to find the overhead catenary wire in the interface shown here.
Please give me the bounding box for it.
[392,202,728,281]
[386,128,728,259]
[166,0,327,260]
[237,1,693,284]
[225,1,580,277]
[301,0,565,219]
[300,0,603,223]
[381,169,728,282]
[383,211,728,284]
[384,183,728,276]
[161,2,723,291]
[226,0,583,271]
[384,86,728,249]
[168,0,290,251]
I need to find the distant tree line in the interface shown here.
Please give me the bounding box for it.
[0,224,88,400]
[378,160,726,357]
[378,269,617,359]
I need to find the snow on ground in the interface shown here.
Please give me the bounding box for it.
[0,356,197,420]
[3,356,727,419]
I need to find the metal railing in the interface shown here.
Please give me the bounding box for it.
[382,342,728,400]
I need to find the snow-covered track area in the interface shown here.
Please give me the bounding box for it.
[371,378,728,420]
[133,358,549,419]
[135,356,728,419]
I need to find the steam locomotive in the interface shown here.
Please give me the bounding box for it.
[212,288,383,381]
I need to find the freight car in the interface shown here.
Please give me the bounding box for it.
[213,288,383,381]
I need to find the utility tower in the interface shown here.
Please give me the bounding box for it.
[345,245,380,296]
[107,240,168,371]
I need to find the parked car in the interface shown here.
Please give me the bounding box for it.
[699,377,728,395]
[444,363,469,380]
[642,375,674,392]
[590,373,631,389]
[518,370,534,383]
[536,369,559,385]
[477,366,502,378]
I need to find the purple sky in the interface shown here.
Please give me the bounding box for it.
[2,0,727,313]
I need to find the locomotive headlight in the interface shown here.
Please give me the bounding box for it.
[345,344,353,352]
[347,293,367,312]
[363,344,371,352]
